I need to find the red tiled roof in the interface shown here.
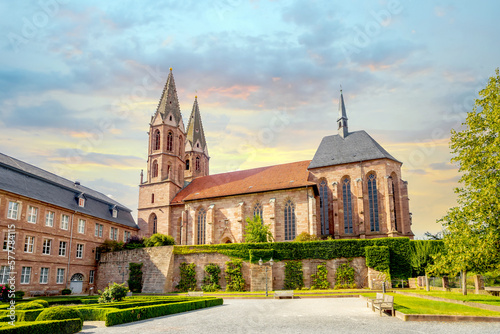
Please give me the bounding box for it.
[172,160,316,204]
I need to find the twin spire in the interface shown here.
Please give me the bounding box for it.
[337,88,348,138]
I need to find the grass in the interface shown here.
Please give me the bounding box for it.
[403,290,500,306]
[362,293,500,317]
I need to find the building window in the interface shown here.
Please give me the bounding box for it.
[21,267,31,284]
[110,227,118,241]
[95,223,103,237]
[78,198,85,207]
[61,214,69,230]
[154,129,161,150]
[0,266,10,284]
[391,178,399,231]
[197,209,206,244]
[153,215,157,234]
[112,208,118,218]
[253,202,263,223]
[195,157,200,171]
[167,131,173,151]
[179,136,183,155]
[59,241,67,256]
[167,165,171,179]
[45,211,54,227]
[124,231,131,242]
[27,206,38,223]
[78,219,85,234]
[56,268,65,284]
[152,160,158,178]
[368,173,380,232]
[76,244,84,258]
[7,201,19,220]
[95,247,101,261]
[319,180,329,235]
[342,178,353,234]
[40,268,49,284]
[284,200,296,241]
[89,270,95,284]
[186,159,190,170]
[42,239,52,255]
[2,232,14,251]
[151,193,155,203]
[2,233,7,251]
[24,236,34,253]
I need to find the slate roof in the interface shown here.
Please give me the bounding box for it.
[0,153,138,229]
[154,68,183,126]
[172,160,316,204]
[308,130,401,169]
[186,96,208,152]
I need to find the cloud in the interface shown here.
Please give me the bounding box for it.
[55,149,143,168]
[434,175,460,184]
[429,162,457,171]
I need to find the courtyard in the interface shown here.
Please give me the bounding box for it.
[80,297,500,334]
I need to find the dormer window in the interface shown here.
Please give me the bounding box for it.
[112,209,118,218]
[78,198,85,207]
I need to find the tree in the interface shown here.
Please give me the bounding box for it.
[143,233,175,247]
[243,215,274,243]
[433,69,500,294]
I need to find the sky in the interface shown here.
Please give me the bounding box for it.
[1,0,499,239]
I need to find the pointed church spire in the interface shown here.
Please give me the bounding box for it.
[337,87,348,138]
[186,96,208,153]
[155,67,182,126]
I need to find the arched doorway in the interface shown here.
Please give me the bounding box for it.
[70,273,84,294]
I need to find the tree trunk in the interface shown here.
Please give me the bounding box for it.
[461,270,467,296]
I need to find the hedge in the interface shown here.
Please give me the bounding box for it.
[365,246,390,274]
[0,309,43,322]
[0,319,82,334]
[174,237,412,278]
[105,298,223,326]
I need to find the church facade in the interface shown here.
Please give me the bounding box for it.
[137,69,414,244]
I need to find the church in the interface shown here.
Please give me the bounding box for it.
[137,69,414,244]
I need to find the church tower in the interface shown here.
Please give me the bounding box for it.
[337,89,348,138]
[184,96,209,182]
[137,68,186,237]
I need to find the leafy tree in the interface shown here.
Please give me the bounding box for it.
[144,233,175,247]
[243,215,274,243]
[433,69,500,294]
[294,232,320,242]
[98,282,129,303]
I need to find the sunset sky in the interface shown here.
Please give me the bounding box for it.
[1,0,499,238]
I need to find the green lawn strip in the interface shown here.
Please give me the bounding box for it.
[361,293,500,316]
[404,290,500,306]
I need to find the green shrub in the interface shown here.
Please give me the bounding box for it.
[98,239,125,253]
[225,259,245,292]
[201,263,221,292]
[98,283,129,303]
[144,233,175,247]
[284,261,304,290]
[16,301,44,310]
[243,215,274,243]
[311,263,330,289]
[61,289,72,295]
[176,262,197,292]
[124,235,145,249]
[0,319,82,334]
[127,263,143,293]
[365,246,390,273]
[334,262,356,289]
[15,291,25,299]
[294,232,320,242]
[31,299,50,308]
[36,306,83,322]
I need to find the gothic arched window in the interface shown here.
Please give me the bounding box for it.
[195,157,200,171]
[167,165,171,179]
[197,209,206,244]
[284,200,296,241]
[179,136,183,155]
[342,178,353,234]
[253,202,263,223]
[367,173,380,232]
[150,213,157,234]
[391,174,399,231]
[152,160,158,178]
[154,130,160,150]
[186,159,190,170]
[319,180,329,235]
[167,131,173,151]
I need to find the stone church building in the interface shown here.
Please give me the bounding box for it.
[137,69,414,244]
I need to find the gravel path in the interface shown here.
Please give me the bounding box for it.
[80,297,500,334]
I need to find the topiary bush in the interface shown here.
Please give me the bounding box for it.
[225,259,245,292]
[144,233,176,247]
[127,263,143,293]
[35,306,83,332]
[61,288,72,295]
[201,263,221,292]
[31,299,50,308]
[16,301,45,310]
[176,262,197,292]
[98,283,129,303]
[284,261,304,290]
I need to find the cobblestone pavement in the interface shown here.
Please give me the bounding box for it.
[80,297,500,334]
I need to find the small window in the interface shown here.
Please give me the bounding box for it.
[167,131,173,151]
[61,214,69,230]
[152,160,159,178]
[7,201,19,220]
[112,208,118,218]
[2,232,14,251]
[45,211,54,227]
[123,231,131,242]
[76,244,84,258]
[24,236,34,253]
[78,219,85,234]
[195,157,200,171]
[186,159,190,170]
[42,239,52,255]
[95,223,103,237]
[154,129,161,150]
[0,266,10,284]
[40,268,49,284]
[169,115,172,121]
[27,206,38,223]
[20,267,31,284]
[78,198,85,207]
[59,241,67,256]
[151,194,155,204]
[110,227,118,241]
[89,270,95,284]
[56,268,65,284]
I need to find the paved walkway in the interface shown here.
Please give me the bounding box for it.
[80,297,500,334]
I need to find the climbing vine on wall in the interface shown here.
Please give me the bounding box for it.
[201,263,221,292]
[311,263,330,289]
[284,261,304,290]
[176,262,197,292]
[225,259,245,292]
[127,262,143,293]
[334,262,356,289]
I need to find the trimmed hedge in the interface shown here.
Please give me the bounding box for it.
[105,298,223,326]
[365,246,390,273]
[248,249,274,263]
[0,319,82,334]
[0,309,44,322]
[35,306,83,322]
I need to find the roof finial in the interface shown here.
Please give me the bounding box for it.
[169,67,172,71]
[340,84,343,94]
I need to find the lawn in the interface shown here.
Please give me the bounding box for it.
[403,290,500,306]
[362,293,500,317]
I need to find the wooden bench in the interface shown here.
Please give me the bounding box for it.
[45,290,59,296]
[30,291,45,297]
[485,287,500,296]
[372,294,394,317]
[367,293,384,310]
[274,290,294,299]
[187,291,204,297]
